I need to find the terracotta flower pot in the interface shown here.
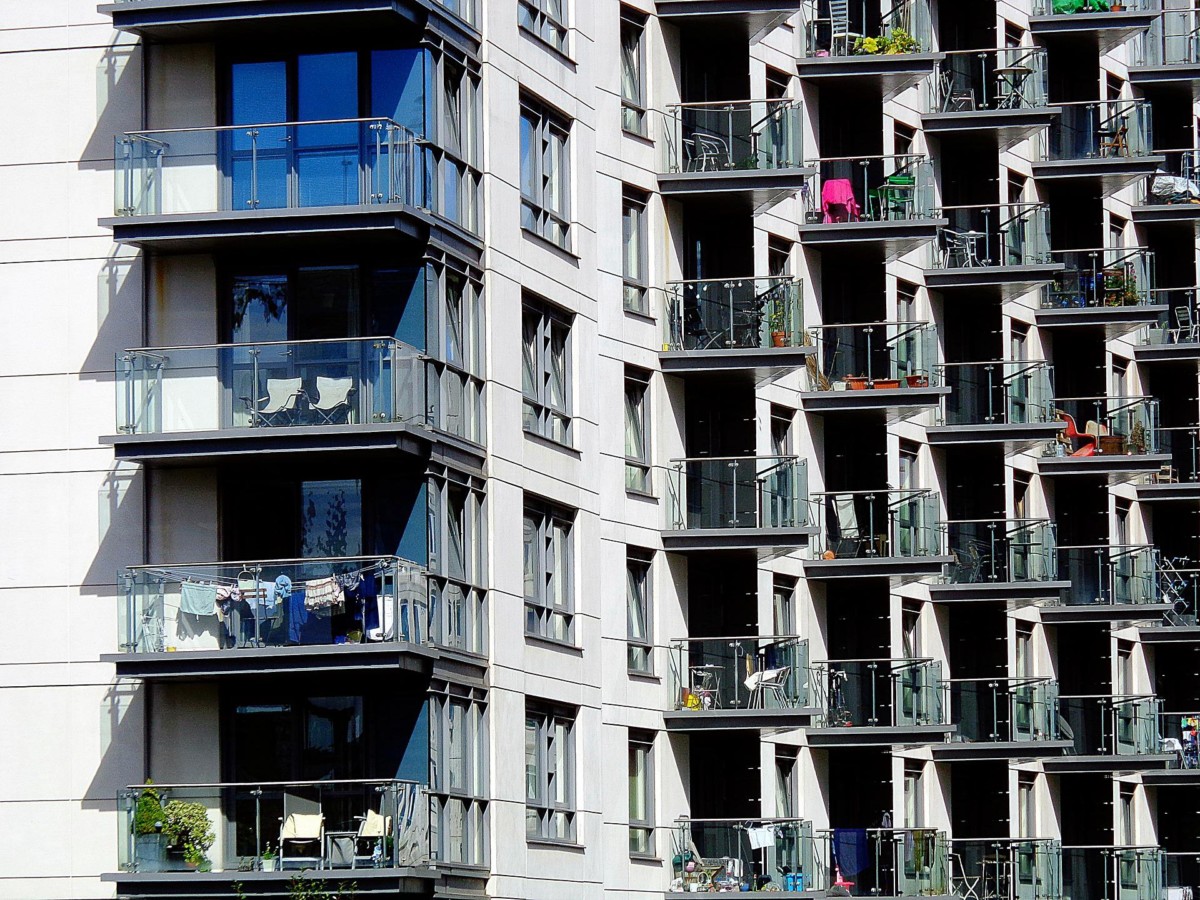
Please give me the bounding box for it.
[906,374,929,388]
[771,331,787,348]
[845,377,868,390]
[874,379,900,390]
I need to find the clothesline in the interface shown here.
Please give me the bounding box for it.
[139,558,390,587]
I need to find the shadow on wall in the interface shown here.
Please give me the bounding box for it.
[82,681,146,814]
[78,40,142,172]
[80,252,143,379]
[81,462,144,594]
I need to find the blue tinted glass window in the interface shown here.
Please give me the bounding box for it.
[371,49,426,134]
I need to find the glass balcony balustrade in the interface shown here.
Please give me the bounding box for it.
[1062,846,1164,900]
[668,636,810,713]
[1144,149,1200,205]
[1049,396,1160,459]
[928,48,1050,114]
[1042,247,1155,311]
[1057,695,1163,757]
[1150,426,1200,484]
[809,657,947,729]
[1160,711,1200,769]
[663,277,803,352]
[943,677,1060,744]
[930,203,1053,270]
[1138,6,1200,67]
[670,818,818,893]
[813,828,950,897]
[1055,544,1163,607]
[1040,99,1154,161]
[800,155,935,224]
[116,338,430,437]
[1163,853,1200,899]
[809,489,943,561]
[1033,0,1152,13]
[1140,289,1200,345]
[951,838,1063,900]
[940,519,1059,585]
[803,322,937,393]
[665,456,809,532]
[114,118,479,234]
[119,778,429,874]
[660,99,803,175]
[120,556,432,655]
[799,0,932,58]
[935,361,1056,428]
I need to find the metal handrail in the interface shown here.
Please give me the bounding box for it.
[122,116,421,140]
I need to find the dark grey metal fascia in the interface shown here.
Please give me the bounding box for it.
[662,706,821,732]
[927,580,1071,604]
[1040,753,1175,774]
[1137,625,1200,643]
[1132,203,1200,226]
[921,107,1062,150]
[104,867,438,897]
[657,166,815,214]
[1029,155,1164,197]
[923,263,1065,293]
[804,724,956,747]
[1039,602,1175,624]
[660,526,818,552]
[654,0,801,41]
[1035,303,1168,334]
[924,422,1066,452]
[796,53,944,100]
[1135,482,1200,503]
[1129,64,1200,88]
[929,739,1076,761]
[1037,452,1172,481]
[802,555,954,582]
[103,641,436,680]
[1141,768,1200,785]
[1133,341,1200,363]
[659,346,813,376]
[1028,10,1158,41]
[797,218,945,260]
[798,386,949,415]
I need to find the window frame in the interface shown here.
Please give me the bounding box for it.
[426,467,488,656]
[624,367,651,493]
[525,703,578,843]
[522,295,574,445]
[628,730,655,857]
[619,10,647,136]
[520,98,572,250]
[622,188,650,314]
[430,683,490,866]
[519,0,570,55]
[626,548,653,674]
[523,498,576,645]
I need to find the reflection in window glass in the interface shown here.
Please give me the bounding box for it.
[301,479,363,558]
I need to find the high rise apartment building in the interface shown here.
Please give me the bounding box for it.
[6,0,1200,898]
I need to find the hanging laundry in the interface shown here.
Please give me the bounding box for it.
[306,576,345,612]
[268,575,291,612]
[180,581,218,616]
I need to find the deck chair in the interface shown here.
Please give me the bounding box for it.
[279,794,324,870]
[245,377,304,427]
[940,69,977,113]
[1055,410,1098,456]
[830,494,868,558]
[311,376,357,425]
[951,853,982,900]
[353,809,391,868]
[745,667,790,709]
[829,0,862,55]
[1099,118,1130,158]
[1173,306,1199,343]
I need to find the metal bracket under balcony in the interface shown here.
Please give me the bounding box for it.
[1132,202,1200,227]
[98,0,481,54]
[103,641,437,680]
[661,526,818,553]
[798,217,946,260]
[1038,452,1172,481]
[921,107,1062,150]
[799,386,949,422]
[1136,481,1200,503]
[805,724,955,747]
[923,264,1065,301]
[1134,339,1200,363]
[803,555,953,583]
[925,422,1066,455]
[928,580,1071,604]
[657,166,815,214]
[105,867,441,899]
[659,346,813,379]
[1029,11,1158,52]
[796,53,944,101]
[930,739,1075,761]
[663,706,821,732]
[1036,303,1168,339]
[1041,753,1176,774]
[1040,602,1175,624]
[654,0,801,40]
[1030,155,1164,197]
[1138,624,1200,643]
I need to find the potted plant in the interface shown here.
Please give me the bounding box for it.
[873,378,901,390]
[133,782,167,871]
[163,799,215,871]
[261,844,278,873]
[844,376,868,390]
[767,306,790,347]
[905,373,929,388]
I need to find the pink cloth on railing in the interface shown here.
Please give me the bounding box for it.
[821,178,861,223]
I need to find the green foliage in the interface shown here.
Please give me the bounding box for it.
[162,799,215,864]
[854,28,921,55]
[133,782,164,836]
[287,875,359,900]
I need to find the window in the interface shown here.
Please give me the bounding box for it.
[622,188,649,313]
[624,369,650,492]
[620,10,647,135]
[770,405,794,457]
[434,262,486,444]
[525,703,576,841]
[775,749,798,818]
[627,549,652,673]
[431,684,489,866]
[1018,773,1035,838]
[772,576,795,636]
[768,236,793,278]
[519,0,568,53]
[1016,624,1033,678]
[522,296,572,443]
[899,441,919,492]
[903,762,924,828]
[523,500,575,643]
[427,467,488,655]
[520,98,571,248]
[628,730,654,855]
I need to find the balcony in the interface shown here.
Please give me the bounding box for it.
[100,0,481,48]
[1037,247,1163,337]
[106,119,481,254]
[664,636,817,731]
[669,818,819,895]
[658,99,811,212]
[110,778,456,898]
[1134,149,1200,226]
[1044,696,1171,773]
[799,321,945,420]
[1030,0,1158,50]
[924,203,1063,300]
[923,48,1060,148]
[927,361,1062,452]
[100,338,474,464]
[1137,426,1200,502]
[812,828,950,897]
[1039,396,1170,481]
[950,839,1063,900]
[1145,711,1200,778]
[806,657,953,745]
[654,0,802,41]
[1132,6,1200,84]
[1134,289,1200,362]
[805,489,951,581]
[797,155,945,258]
[1033,100,1163,194]
[929,519,1070,604]
[660,276,811,377]
[1138,567,1200,639]
[1062,847,1165,899]
[796,0,942,99]
[933,678,1071,760]
[103,555,487,679]
[663,455,815,552]
[1042,544,1175,623]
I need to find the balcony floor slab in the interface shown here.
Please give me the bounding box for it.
[802,555,953,583]
[103,641,439,680]
[1041,753,1176,774]
[928,580,1071,604]
[921,107,1063,150]
[663,706,821,732]
[661,526,818,554]
[1035,303,1168,339]
[1029,11,1158,51]
[799,386,948,421]
[795,53,944,101]
[923,264,1065,301]
[797,218,945,261]
[659,346,813,379]
[104,867,442,898]
[1135,481,1200,503]
[805,723,956,747]
[1134,340,1200,363]
[1130,64,1200,94]
[655,0,800,40]
[931,739,1076,761]
[1040,602,1175,624]
[657,167,815,214]
[1037,452,1172,482]
[1132,203,1200,228]
[925,422,1065,455]
[1030,155,1164,196]
[1137,625,1200,643]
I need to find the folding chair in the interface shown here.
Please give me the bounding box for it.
[310,376,357,425]
[951,853,981,900]
[244,377,305,427]
[279,794,325,870]
[1172,305,1199,344]
[830,494,869,558]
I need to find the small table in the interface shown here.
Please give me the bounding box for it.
[995,64,1033,109]
[325,831,358,869]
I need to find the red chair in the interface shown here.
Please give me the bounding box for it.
[1056,410,1097,457]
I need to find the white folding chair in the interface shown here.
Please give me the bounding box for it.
[310,376,357,424]
[247,377,304,427]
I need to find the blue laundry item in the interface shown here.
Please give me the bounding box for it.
[833,829,869,877]
[180,581,218,616]
[287,587,308,643]
[269,574,291,612]
[346,573,378,601]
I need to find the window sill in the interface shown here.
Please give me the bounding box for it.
[628,669,660,683]
[622,127,654,147]
[623,305,656,325]
[524,427,581,456]
[525,632,583,654]
[518,25,578,67]
[521,225,581,261]
[527,836,585,851]
[630,853,661,864]
[625,487,657,502]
